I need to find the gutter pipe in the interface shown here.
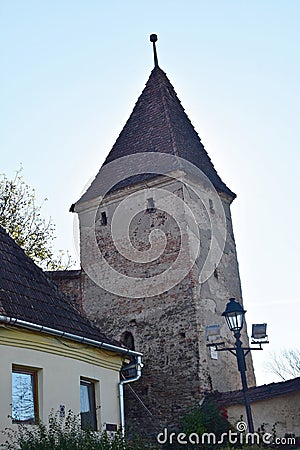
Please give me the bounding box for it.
[0,315,143,434]
[0,315,142,358]
[119,355,143,435]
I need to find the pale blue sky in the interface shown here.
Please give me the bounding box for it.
[1,1,299,385]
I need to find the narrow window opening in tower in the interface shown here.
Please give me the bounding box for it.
[121,331,135,350]
[101,212,107,226]
[121,331,136,379]
[146,197,155,213]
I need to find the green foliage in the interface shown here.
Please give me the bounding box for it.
[1,410,158,450]
[2,408,298,450]
[181,397,231,442]
[0,167,75,270]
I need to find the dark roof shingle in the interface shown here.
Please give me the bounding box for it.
[0,225,117,345]
[76,66,235,206]
[213,377,300,406]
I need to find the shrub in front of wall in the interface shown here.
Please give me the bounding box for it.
[179,398,232,449]
[0,410,159,450]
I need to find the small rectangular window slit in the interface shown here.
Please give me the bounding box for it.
[146,198,155,213]
[101,212,107,225]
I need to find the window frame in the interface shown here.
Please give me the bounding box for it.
[12,365,39,424]
[80,378,98,431]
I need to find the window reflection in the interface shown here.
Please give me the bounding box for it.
[80,379,97,430]
[12,369,37,423]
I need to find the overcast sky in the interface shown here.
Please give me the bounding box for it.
[1,0,299,385]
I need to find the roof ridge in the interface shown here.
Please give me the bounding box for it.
[156,67,179,158]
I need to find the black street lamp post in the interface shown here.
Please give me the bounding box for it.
[208,298,269,434]
[221,298,254,433]
[234,329,254,433]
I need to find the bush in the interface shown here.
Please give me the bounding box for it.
[181,397,231,447]
[1,410,158,450]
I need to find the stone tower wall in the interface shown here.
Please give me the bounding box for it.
[74,174,255,433]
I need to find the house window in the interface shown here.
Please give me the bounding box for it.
[101,212,107,226]
[12,366,39,423]
[80,379,97,430]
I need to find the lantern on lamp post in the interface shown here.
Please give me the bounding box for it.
[222,297,246,334]
[207,297,269,434]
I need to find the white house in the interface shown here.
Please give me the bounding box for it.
[0,225,142,443]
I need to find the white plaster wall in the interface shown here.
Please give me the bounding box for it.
[0,344,120,444]
[226,393,300,437]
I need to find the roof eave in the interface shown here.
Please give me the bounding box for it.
[0,315,142,358]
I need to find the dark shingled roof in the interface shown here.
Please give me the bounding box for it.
[213,377,300,406]
[0,225,118,345]
[76,66,235,206]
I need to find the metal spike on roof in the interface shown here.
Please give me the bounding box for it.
[74,38,236,206]
[150,33,159,68]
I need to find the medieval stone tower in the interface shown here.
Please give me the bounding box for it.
[58,36,255,433]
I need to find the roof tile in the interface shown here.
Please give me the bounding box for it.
[76,66,235,206]
[213,377,300,406]
[0,225,119,345]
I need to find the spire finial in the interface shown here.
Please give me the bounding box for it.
[150,34,159,68]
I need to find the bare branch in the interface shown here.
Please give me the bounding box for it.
[265,348,300,381]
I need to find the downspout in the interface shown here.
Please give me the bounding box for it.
[119,355,142,435]
[0,315,143,434]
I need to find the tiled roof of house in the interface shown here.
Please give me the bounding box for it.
[76,66,235,206]
[0,225,118,345]
[214,377,300,406]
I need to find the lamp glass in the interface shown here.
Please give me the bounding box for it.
[222,298,246,332]
[225,311,244,332]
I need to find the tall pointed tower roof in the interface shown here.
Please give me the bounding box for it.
[76,36,235,206]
